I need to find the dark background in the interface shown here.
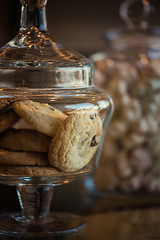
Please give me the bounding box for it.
[0,0,160,56]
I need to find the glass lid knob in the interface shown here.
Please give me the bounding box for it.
[119,0,152,29]
[20,0,48,7]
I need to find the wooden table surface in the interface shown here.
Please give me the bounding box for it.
[83,207,160,240]
[0,177,160,240]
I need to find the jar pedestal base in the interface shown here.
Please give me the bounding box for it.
[0,212,86,238]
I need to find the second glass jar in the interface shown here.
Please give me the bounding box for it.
[87,26,160,196]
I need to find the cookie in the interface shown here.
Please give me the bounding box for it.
[0,128,52,152]
[0,166,60,176]
[0,148,49,166]
[64,106,99,116]
[12,100,67,136]
[48,110,103,172]
[0,98,24,113]
[13,118,34,129]
[0,110,19,133]
[0,99,10,111]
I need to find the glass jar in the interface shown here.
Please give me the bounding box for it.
[85,0,160,199]
[0,0,113,237]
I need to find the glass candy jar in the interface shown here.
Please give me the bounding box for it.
[0,0,113,237]
[85,0,160,199]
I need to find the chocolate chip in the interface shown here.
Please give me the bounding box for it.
[49,107,55,111]
[90,135,98,147]
[90,113,97,120]
[90,115,94,120]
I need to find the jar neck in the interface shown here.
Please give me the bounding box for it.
[20,3,47,31]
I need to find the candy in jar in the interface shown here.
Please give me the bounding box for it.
[85,0,160,196]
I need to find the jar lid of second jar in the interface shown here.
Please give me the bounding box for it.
[102,0,160,59]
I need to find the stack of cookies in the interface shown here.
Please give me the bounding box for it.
[0,99,102,176]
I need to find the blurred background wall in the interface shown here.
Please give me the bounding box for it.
[0,0,160,56]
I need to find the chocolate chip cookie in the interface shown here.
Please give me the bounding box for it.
[49,110,103,172]
[0,128,52,152]
[0,148,49,166]
[0,110,19,133]
[0,165,60,176]
[12,100,67,136]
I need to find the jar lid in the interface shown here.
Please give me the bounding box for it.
[0,0,93,89]
[102,0,160,57]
